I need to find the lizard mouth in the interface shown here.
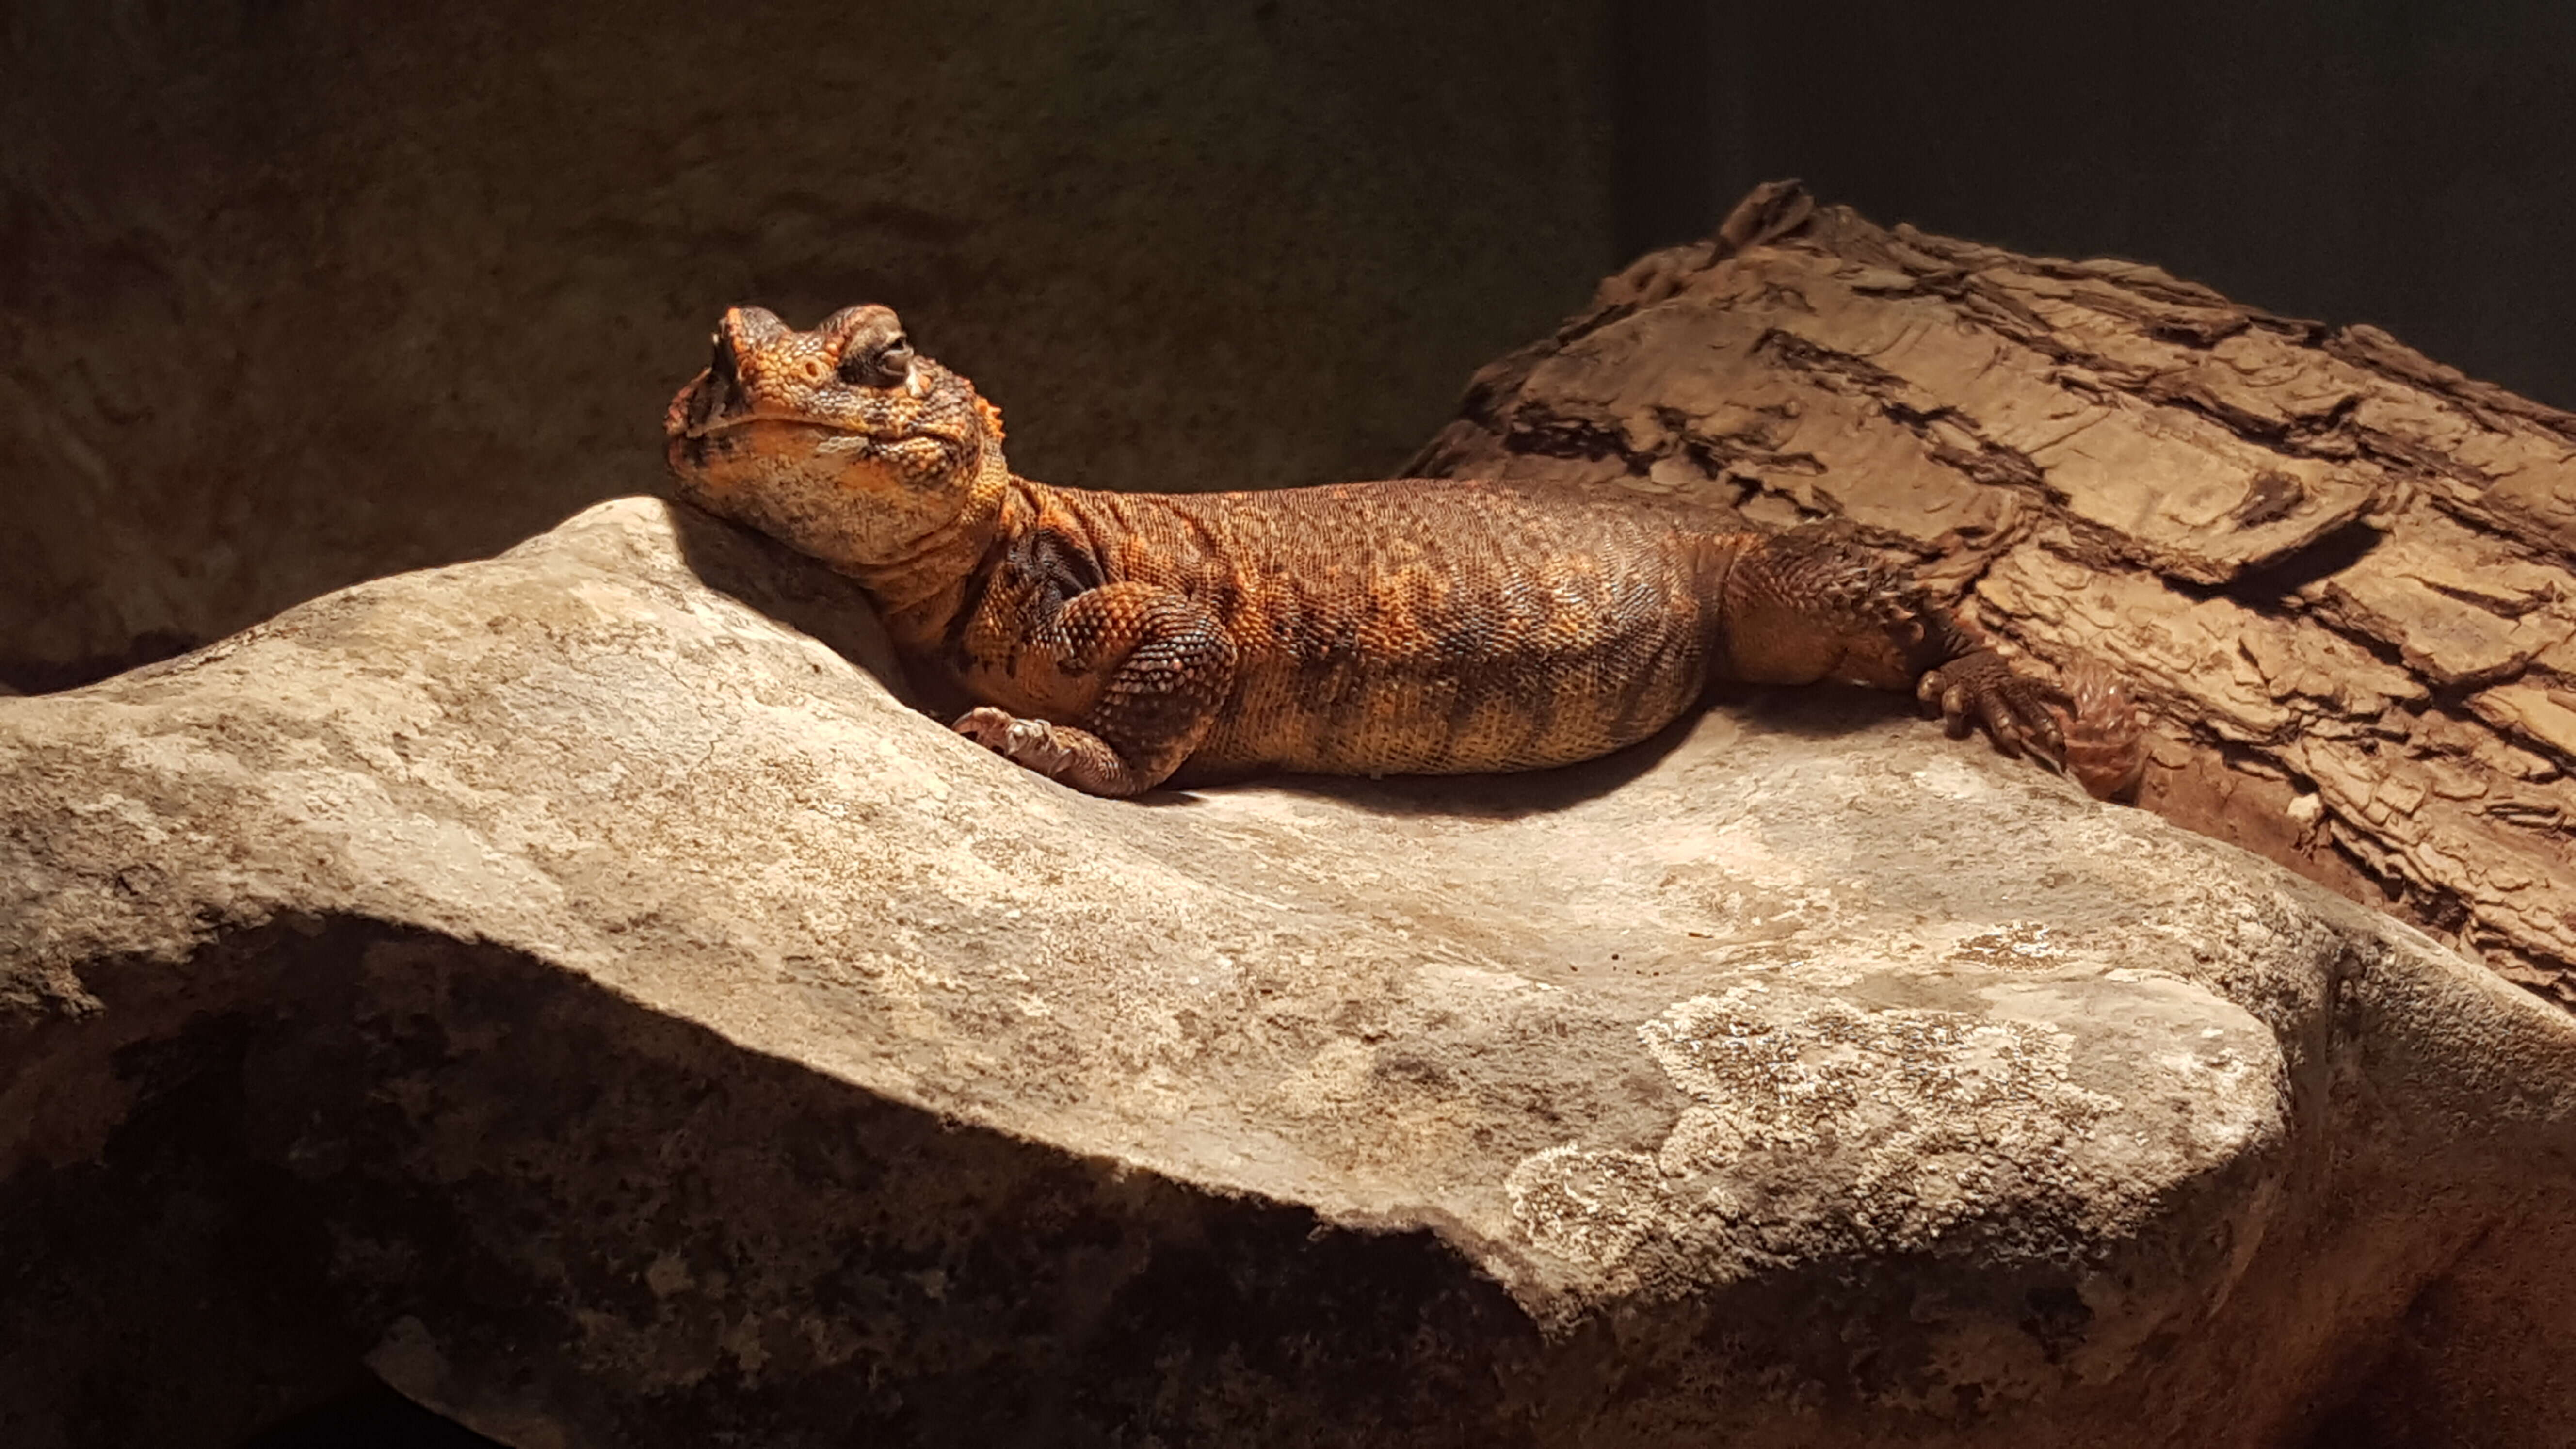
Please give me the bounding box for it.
[678,415,936,473]
[666,368,871,449]
[664,369,937,452]
[664,388,966,490]
[680,411,855,442]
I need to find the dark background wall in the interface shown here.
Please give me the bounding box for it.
[1615,0,2576,409]
[6,0,2574,695]
[0,0,1612,690]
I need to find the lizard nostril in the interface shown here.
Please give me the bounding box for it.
[708,330,740,389]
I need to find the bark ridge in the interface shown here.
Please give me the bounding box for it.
[1417,181,2576,1005]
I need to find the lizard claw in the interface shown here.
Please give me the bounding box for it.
[953,706,1080,775]
[1917,650,2069,763]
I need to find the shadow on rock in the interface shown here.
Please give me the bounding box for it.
[664,500,925,708]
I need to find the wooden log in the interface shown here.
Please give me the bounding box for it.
[1416,181,2576,1006]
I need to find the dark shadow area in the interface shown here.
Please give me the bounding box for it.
[0,628,201,695]
[11,910,2438,1448]
[0,982,374,1446]
[1614,0,2576,412]
[1610,0,1720,261]
[1187,680,1926,821]
[10,915,1548,1447]
[661,499,934,709]
[2213,519,2392,609]
[241,1385,500,1449]
[1705,679,1920,741]
[1166,704,1702,820]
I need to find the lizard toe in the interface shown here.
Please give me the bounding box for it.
[1011,721,1078,773]
[2005,679,2072,761]
[955,708,1072,771]
[953,706,1018,748]
[1978,690,2027,757]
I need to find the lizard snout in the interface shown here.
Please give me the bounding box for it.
[666,306,795,442]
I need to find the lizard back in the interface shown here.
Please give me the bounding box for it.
[984,478,1723,780]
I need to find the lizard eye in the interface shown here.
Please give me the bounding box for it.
[838,337,913,389]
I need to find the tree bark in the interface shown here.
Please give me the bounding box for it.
[1416,181,2576,1006]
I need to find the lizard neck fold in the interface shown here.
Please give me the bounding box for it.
[850,461,1041,654]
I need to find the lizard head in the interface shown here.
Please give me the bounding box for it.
[664,304,1008,569]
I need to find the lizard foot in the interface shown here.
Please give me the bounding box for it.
[1917,649,2070,762]
[953,706,1085,777]
[951,706,1153,795]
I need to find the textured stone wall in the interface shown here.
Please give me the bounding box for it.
[0,0,1610,689]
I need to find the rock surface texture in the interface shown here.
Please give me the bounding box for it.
[1418,183,2576,1007]
[4,498,2573,1448]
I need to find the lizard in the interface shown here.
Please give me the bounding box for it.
[663,304,2145,800]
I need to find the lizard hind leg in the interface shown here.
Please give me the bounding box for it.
[1715,526,2070,761]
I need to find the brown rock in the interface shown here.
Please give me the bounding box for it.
[4,499,2572,1447]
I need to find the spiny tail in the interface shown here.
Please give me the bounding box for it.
[2054,660,2149,801]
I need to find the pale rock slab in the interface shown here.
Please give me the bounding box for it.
[2,499,2570,1448]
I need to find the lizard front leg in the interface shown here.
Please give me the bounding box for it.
[954,581,1239,796]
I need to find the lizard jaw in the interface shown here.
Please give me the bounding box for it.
[681,412,861,443]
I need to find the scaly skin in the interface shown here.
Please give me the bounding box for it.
[665,304,2136,798]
